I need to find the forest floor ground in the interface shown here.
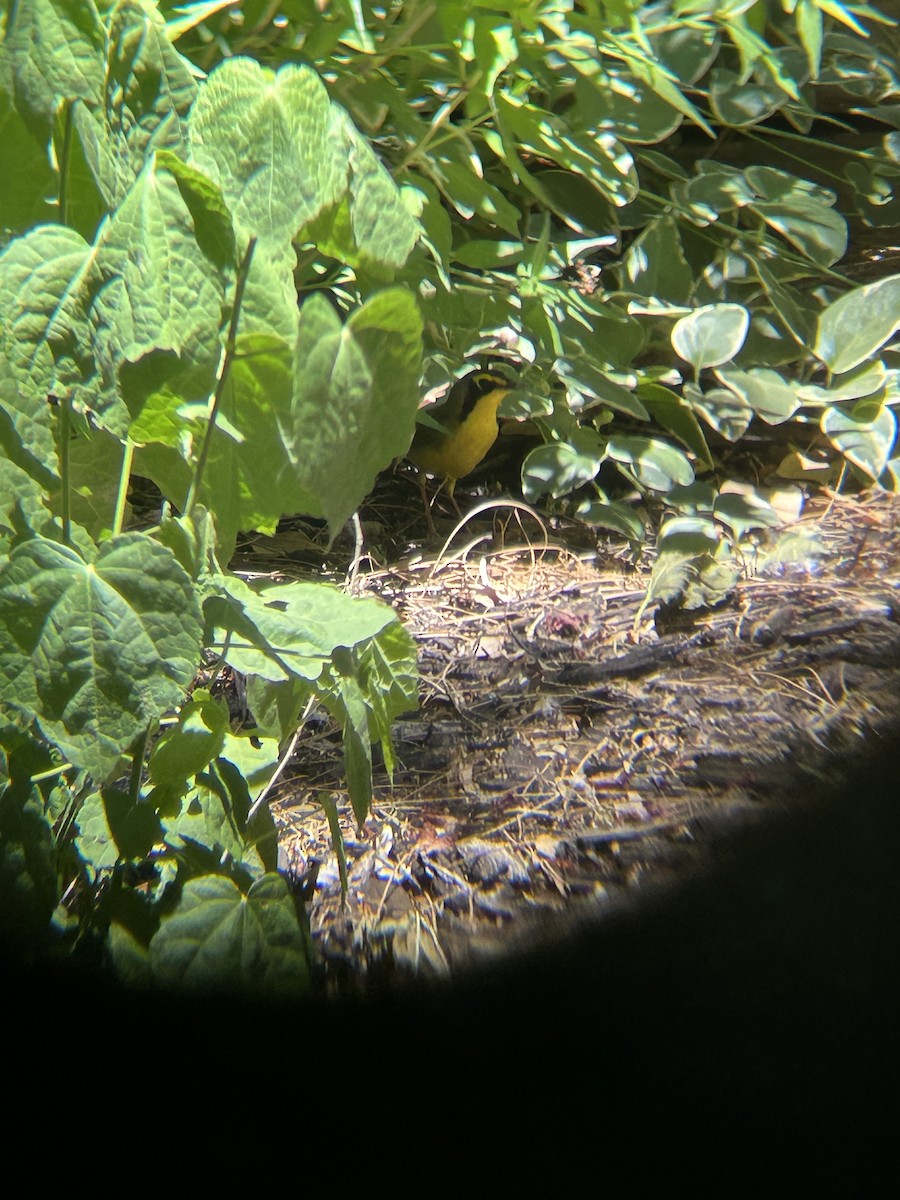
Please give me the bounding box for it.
[233,479,900,999]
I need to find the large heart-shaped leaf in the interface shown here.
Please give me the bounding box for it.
[149,873,309,995]
[0,534,202,780]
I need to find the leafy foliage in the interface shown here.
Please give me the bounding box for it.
[165,0,898,538]
[0,0,420,994]
[2,0,899,995]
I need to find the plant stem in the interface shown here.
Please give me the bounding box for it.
[58,393,72,547]
[397,79,484,172]
[58,103,74,227]
[128,728,150,806]
[350,0,437,75]
[30,764,74,784]
[184,236,257,515]
[319,791,350,902]
[112,438,135,537]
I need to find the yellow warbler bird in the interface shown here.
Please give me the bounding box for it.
[407,367,511,501]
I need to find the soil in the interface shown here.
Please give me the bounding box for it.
[234,483,900,999]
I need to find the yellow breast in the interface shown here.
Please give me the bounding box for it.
[409,387,507,481]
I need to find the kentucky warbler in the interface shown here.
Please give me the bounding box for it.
[407,368,511,496]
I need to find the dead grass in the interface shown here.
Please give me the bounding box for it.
[252,486,900,996]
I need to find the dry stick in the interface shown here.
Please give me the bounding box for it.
[425,498,550,579]
[345,512,365,590]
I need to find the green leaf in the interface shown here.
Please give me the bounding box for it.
[467,17,518,114]
[573,68,685,145]
[74,786,163,876]
[209,574,399,685]
[749,255,814,347]
[556,356,649,420]
[92,158,227,372]
[0,0,104,128]
[637,382,713,468]
[821,399,897,481]
[149,873,309,995]
[709,67,790,127]
[72,0,197,210]
[189,59,418,273]
[243,610,415,816]
[797,361,887,407]
[243,676,313,744]
[46,425,130,540]
[189,58,342,249]
[0,456,55,551]
[672,304,750,372]
[165,1,236,41]
[674,161,753,225]
[160,753,270,873]
[192,331,296,560]
[326,662,374,826]
[794,0,824,76]
[713,489,782,540]
[665,481,717,517]
[426,155,522,236]
[0,780,58,951]
[684,383,753,442]
[0,534,203,781]
[154,149,237,274]
[0,90,57,238]
[353,621,418,776]
[141,288,418,561]
[651,22,720,89]
[451,239,525,269]
[658,515,719,547]
[745,166,847,267]
[813,274,900,374]
[714,367,802,425]
[307,110,421,273]
[605,434,695,492]
[149,692,229,787]
[290,289,423,541]
[521,431,604,501]
[575,498,645,543]
[621,55,712,135]
[640,542,737,621]
[496,93,638,208]
[640,549,694,611]
[401,175,453,269]
[622,214,693,304]
[0,224,94,470]
[219,730,281,799]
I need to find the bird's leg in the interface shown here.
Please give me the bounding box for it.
[418,473,437,537]
[445,478,463,519]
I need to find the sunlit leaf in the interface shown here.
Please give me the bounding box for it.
[814,274,900,373]
[0,534,202,781]
[672,304,750,372]
[715,367,802,425]
[522,431,604,500]
[821,399,897,481]
[575,498,645,543]
[684,383,753,442]
[606,434,695,491]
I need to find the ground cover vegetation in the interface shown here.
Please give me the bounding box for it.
[0,0,897,996]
